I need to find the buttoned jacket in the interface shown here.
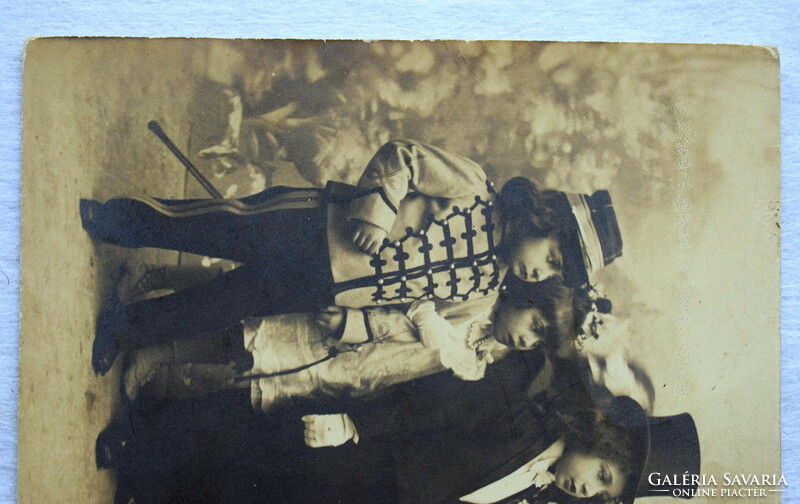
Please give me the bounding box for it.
[325,140,506,316]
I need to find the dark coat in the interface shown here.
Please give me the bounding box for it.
[117,352,592,504]
[346,352,593,504]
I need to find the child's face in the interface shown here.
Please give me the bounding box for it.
[493,304,548,350]
[554,451,626,501]
[507,235,563,283]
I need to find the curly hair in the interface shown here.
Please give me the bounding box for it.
[496,177,567,260]
[556,408,638,485]
[501,407,640,504]
[497,276,578,355]
[497,177,594,289]
[498,277,597,397]
[513,486,624,504]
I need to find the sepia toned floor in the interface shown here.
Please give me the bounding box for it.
[20,40,208,504]
[19,39,377,503]
[20,39,322,503]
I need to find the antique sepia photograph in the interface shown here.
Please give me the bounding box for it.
[19,39,780,503]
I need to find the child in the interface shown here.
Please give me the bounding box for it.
[81,139,623,375]
[302,396,700,504]
[461,397,700,504]
[123,276,585,413]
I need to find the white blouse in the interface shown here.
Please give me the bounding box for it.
[408,299,502,381]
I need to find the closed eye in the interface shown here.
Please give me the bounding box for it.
[548,249,563,269]
[531,317,549,335]
[600,464,612,485]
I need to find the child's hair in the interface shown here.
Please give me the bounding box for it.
[553,407,640,504]
[556,408,638,479]
[497,177,590,288]
[498,277,596,397]
[498,276,579,355]
[509,406,640,504]
[504,279,594,358]
[496,177,563,259]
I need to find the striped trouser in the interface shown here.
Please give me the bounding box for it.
[87,186,334,344]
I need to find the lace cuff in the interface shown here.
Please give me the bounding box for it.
[408,301,486,381]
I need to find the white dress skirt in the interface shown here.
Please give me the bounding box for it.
[241,302,497,413]
[241,311,444,412]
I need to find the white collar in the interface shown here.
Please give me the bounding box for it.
[459,439,565,504]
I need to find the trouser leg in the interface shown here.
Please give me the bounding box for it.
[119,264,267,346]
[116,390,255,503]
[91,193,332,374]
[118,255,334,346]
[93,265,262,376]
[171,323,252,369]
[160,264,223,292]
[118,263,225,304]
[80,186,324,262]
[136,362,244,402]
[125,324,254,401]
[81,197,261,262]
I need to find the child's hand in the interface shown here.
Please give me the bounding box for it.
[532,470,555,488]
[477,347,496,364]
[351,220,387,255]
[525,458,556,488]
[301,414,358,447]
[316,306,345,334]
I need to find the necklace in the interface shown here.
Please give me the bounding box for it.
[466,320,493,350]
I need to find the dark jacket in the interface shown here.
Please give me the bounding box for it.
[346,352,594,504]
[117,353,592,504]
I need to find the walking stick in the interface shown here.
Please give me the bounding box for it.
[148,120,224,199]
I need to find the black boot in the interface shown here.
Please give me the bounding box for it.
[79,199,102,237]
[93,300,127,375]
[92,266,131,375]
[95,422,134,469]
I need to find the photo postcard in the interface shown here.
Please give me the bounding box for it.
[19,39,781,504]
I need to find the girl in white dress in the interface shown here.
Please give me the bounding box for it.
[124,276,589,413]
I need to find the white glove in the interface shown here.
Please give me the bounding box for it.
[301,414,359,448]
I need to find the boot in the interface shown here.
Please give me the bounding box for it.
[125,341,240,400]
[117,263,224,303]
[95,422,134,469]
[123,344,175,402]
[79,199,102,237]
[116,263,168,303]
[92,266,130,375]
